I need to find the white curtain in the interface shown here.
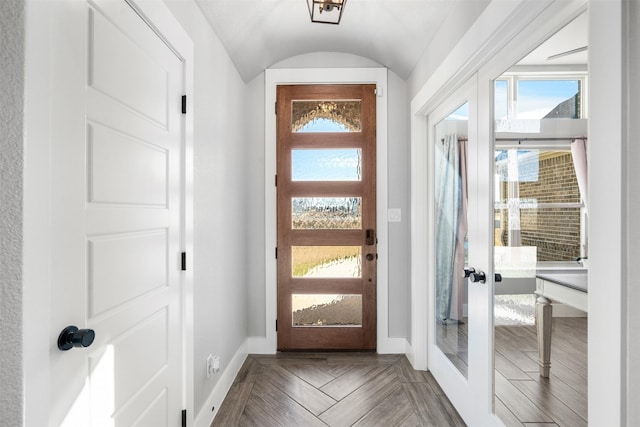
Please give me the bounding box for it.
[571,138,588,212]
[435,134,468,323]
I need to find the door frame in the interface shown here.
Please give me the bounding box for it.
[254,67,403,354]
[22,1,194,425]
[410,0,593,424]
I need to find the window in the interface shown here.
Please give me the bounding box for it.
[493,71,587,265]
[494,74,587,132]
[494,148,585,263]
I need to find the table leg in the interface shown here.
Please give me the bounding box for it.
[536,296,552,377]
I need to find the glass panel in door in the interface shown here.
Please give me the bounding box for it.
[491,12,589,426]
[427,77,482,424]
[434,102,470,377]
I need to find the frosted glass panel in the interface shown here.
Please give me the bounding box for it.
[292,246,361,278]
[292,100,361,133]
[292,197,361,230]
[292,294,362,327]
[292,149,361,181]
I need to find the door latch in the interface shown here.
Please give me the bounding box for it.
[365,229,375,246]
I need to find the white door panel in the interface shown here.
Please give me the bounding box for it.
[89,7,170,127]
[88,122,169,206]
[50,1,184,425]
[88,231,168,318]
[86,206,170,235]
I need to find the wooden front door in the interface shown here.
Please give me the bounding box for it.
[276,84,377,350]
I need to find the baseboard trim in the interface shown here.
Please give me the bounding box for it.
[194,339,248,427]
[404,341,427,371]
[378,336,409,354]
[247,336,276,354]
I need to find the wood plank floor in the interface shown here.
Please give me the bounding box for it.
[494,317,588,427]
[212,353,466,426]
[212,318,586,426]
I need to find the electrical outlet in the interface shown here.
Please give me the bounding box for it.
[206,354,220,378]
[206,355,214,378]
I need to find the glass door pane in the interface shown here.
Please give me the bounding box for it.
[434,102,469,377]
[491,12,589,426]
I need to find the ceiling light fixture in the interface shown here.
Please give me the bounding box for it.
[307,0,346,25]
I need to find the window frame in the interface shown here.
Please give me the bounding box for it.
[497,71,588,120]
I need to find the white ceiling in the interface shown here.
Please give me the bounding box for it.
[195,0,460,82]
[517,12,588,66]
[195,1,588,83]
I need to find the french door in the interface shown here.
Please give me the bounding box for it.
[426,5,589,425]
[427,76,499,425]
[276,84,377,351]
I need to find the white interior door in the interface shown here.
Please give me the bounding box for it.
[48,1,184,425]
[427,76,500,426]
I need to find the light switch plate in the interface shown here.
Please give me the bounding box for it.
[388,208,401,222]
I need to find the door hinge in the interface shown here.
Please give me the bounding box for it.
[275,101,277,115]
[181,95,187,114]
[181,409,187,427]
[275,247,278,259]
[275,319,278,331]
[181,252,187,271]
[275,174,277,187]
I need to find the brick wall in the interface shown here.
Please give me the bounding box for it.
[498,152,582,261]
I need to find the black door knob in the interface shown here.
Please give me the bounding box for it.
[462,267,476,278]
[470,271,487,283]
[58,326,95,351]
[495,273,503,282]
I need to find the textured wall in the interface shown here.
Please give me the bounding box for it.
[0,0,25,424]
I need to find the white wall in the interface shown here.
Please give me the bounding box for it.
[245,73,267,337]
[245,53,413,340]
[0,0,24,423]
[386,71,412,337]
[407,0,490,98]
[624,0,640,423]
[163,0,249,418]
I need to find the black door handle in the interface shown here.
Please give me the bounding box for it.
[58,326,95,351]
[469,271,487,283]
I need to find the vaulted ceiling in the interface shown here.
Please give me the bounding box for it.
[195,0,589,83]
[195,0,463,82]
